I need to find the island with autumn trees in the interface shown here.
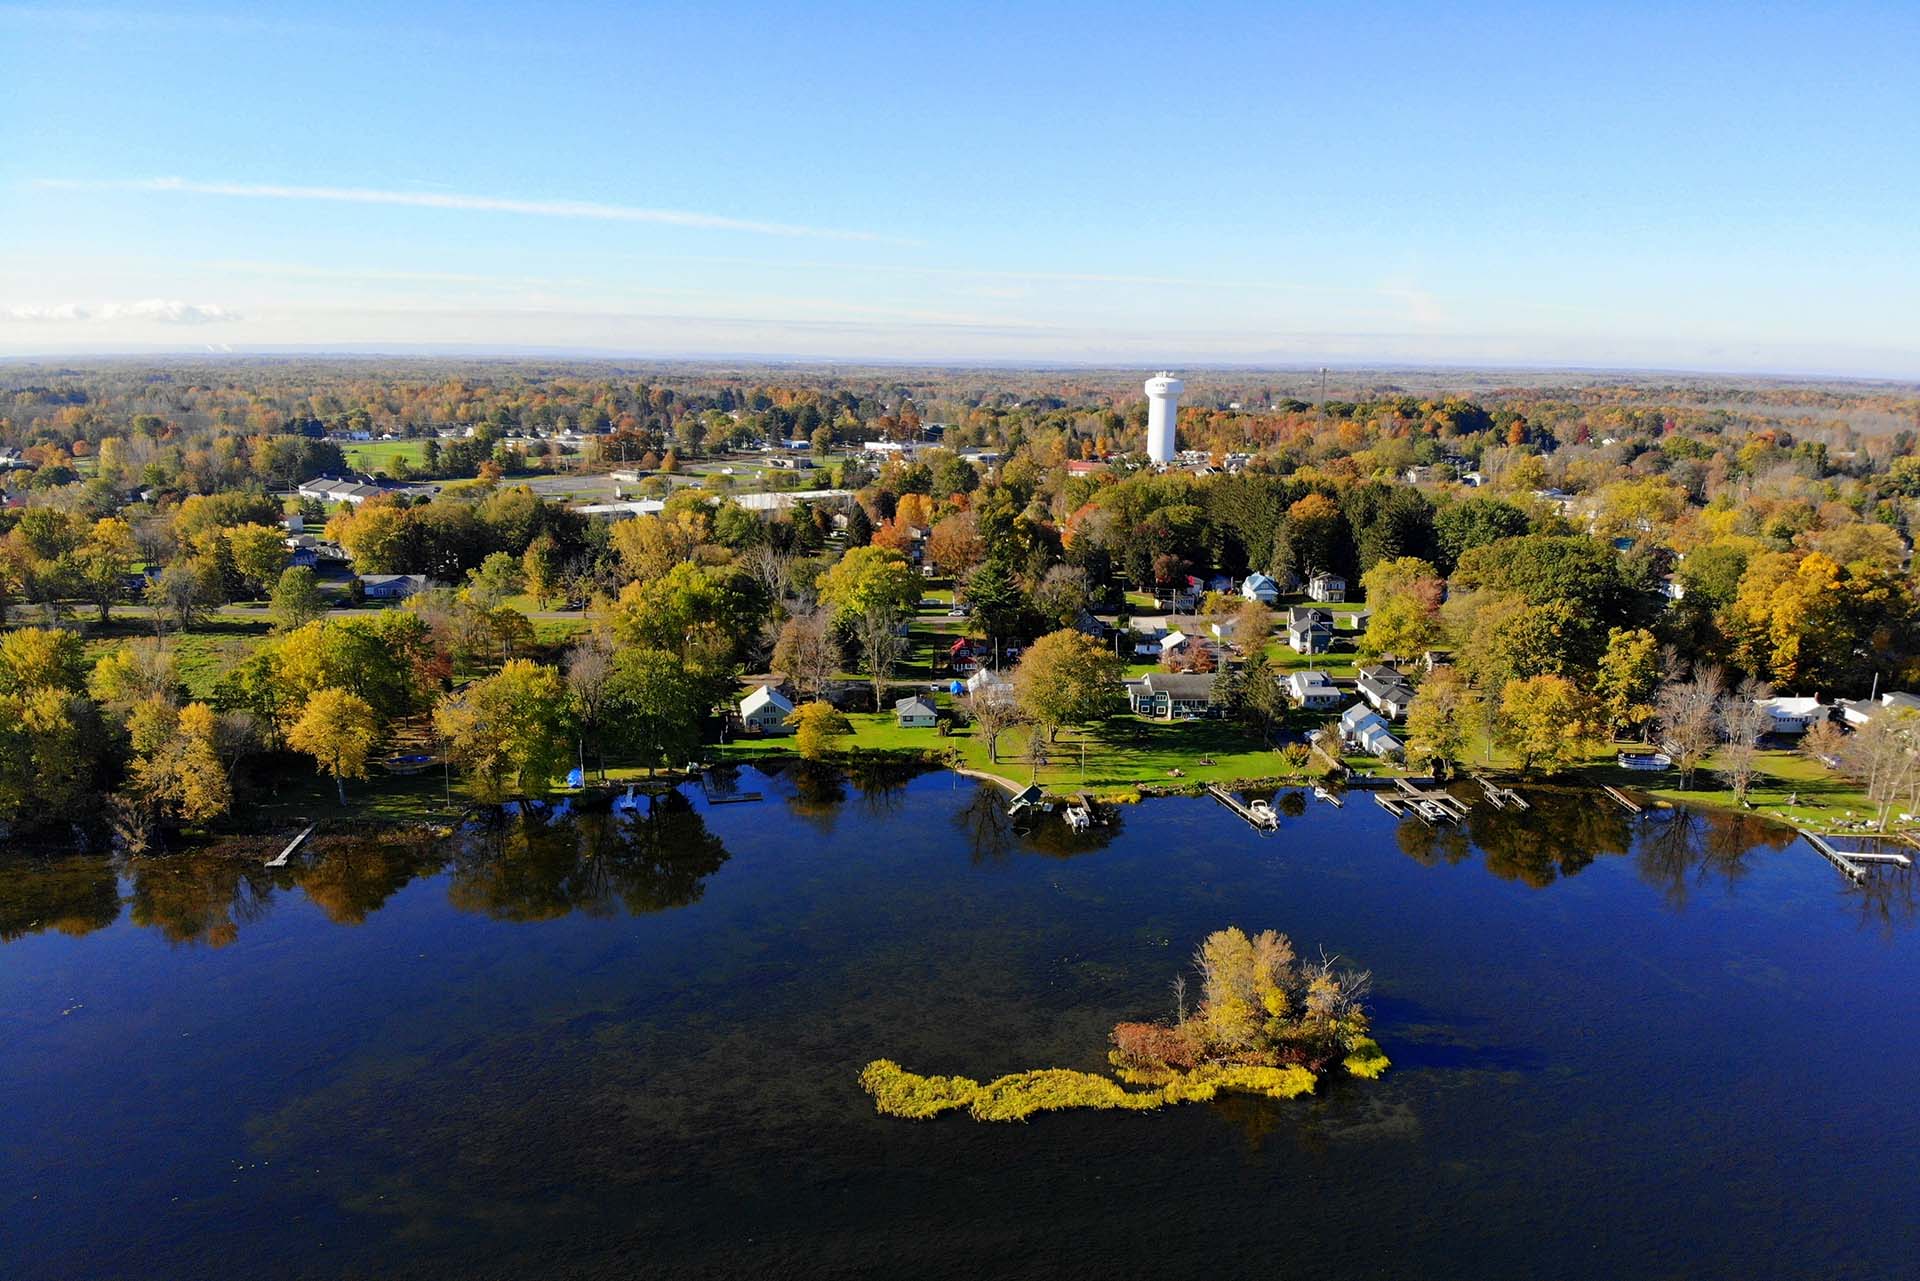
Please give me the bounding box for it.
[0,358,1916,850]
[860,925,1386,1122]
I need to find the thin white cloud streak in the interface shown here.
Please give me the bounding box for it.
[4,298,240,323]
[34,177,913,244]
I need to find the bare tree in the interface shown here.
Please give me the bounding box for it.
[959,690,1024,764]
[738,545,794,607]
[773,611,844,702]
[856,606,904,708]
[1716,676,1773,802]
[1656,664,1723,787]
[564,633,615,778]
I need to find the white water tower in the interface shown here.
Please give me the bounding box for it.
[1144,372,1183,463]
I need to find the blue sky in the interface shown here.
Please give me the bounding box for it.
[4,1,1919,374]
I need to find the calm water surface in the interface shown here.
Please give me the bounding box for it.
[2,767,1916,1280]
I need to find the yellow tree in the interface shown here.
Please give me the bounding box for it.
[785,700,852,761]
[1495,675,1603,775]
[287,687,380,805]
[77,517,140,622]
[225,523,290,598]
[1013,628,1124,741]
[127,699,232,824]
[1404,666,1478,780]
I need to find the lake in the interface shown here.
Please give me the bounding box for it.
[2,766,1915,1280]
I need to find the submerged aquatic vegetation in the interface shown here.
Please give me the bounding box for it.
[858,1059,980,1119]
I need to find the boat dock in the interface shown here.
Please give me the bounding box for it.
[1601,785,1643,814]
[1475,776,1529,810]
[1393,777,1471,823]
[1801,830,1914,882]
[266,823,316,868]
[1207,783,1278,830]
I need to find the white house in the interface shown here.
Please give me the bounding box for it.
[1357,664,1417,721]
[1286,606,1334,655]
[1339,703,1402,758]
[298,476,384,505]
[895,695,939,728]
[1240,572,1280,604]
[1287,669,1343,710]
[965,668,1013,705]
[359,574,430,600]
[1754,695,1827,735]
[1307,572,1347,603]
[739,685,795,735]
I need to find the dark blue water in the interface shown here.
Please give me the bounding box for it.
[2,767,1915,1280]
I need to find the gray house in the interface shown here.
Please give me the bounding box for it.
[895,695,939,728]
[1127,671,1219,719]
[1286,606,1334,655]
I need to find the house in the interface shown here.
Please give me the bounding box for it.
[1661,575,1686,603]
[359,573,430,600]
[1357,664,1417,721]
[1339,703,1402,758]
[895,695,939,728]
[1342,606,1372,632]
[1840,691,1920,727]
[965,668,1013,705]
[1306,572,1347,603]
[1240,571,1281,604]
[1420,649,1453,674]
[1285,606,1334,655]
[738,685,795,735]
[1159,630,1222,670]
[1129,624,1170,658]
[287,545,319,569]
[1754,696,1828,735]
[1287,669,1343,710]
[948,636,986,674]
[298,476,385,505]
[1127,671,1219,719]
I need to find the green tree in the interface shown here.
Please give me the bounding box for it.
[270,565,327,631]
[1594,627,1660,739]
[1013,628,1123,741]
[464,550,524,609]
[226,523,290,598]
[287,687,380,804]
[433,659,574,802]
[605,648,705,772]
[817,545,920,620]
[1404,666,1478,780]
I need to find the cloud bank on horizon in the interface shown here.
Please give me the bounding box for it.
[4,3,1918,377]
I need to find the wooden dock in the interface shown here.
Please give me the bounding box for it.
[1207,783,1277,830]
[1475,776,1529,810]
[1600,785,1642,814]
[1392,777,1470,823]
[266,823,316,868]
[1801,830,1914,881]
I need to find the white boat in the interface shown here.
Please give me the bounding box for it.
[1312,786,1343,807]
[1247,799,1278,827]
[1064,805,1091,833]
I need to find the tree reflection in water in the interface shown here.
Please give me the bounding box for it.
[950,778,1124,862]
[446,791,729,922]
[1633,809,1786,909]
[0,855,122,941]
[295,834,445,925]
[1465,791,1633,888]
[127,854,281,947]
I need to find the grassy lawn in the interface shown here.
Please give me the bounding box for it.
[1571,746,1903,832]
[79,614,275,699]
[724,703,1314,798]
[343,439,431,474]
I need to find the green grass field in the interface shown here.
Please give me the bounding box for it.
[342,439,432,474]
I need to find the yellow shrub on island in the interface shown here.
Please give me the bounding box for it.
[1343,1038,1391,1079]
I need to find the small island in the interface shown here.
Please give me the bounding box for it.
[861,926,1388,1122]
